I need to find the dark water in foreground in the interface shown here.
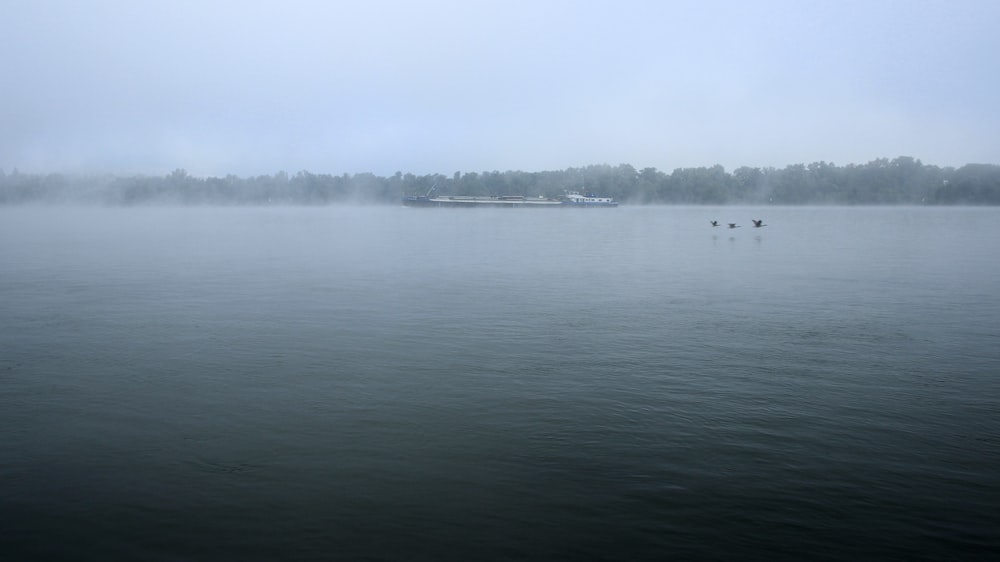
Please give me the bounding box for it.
[2,205,999,561]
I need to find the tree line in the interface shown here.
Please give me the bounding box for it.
[2,157,999,205]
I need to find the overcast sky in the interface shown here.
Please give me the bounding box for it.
[2,0,998,177]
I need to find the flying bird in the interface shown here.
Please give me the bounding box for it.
[752,219,766,228]
[710,220,719,227]
[728,223,740,229]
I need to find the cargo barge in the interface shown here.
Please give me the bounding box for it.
[402,191,618,208]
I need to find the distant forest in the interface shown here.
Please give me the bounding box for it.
[2,157,999,205]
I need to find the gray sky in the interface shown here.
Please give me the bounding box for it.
[2,0,998,177]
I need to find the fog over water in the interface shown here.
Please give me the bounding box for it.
[6,2,999,557]
[2,205,999,560]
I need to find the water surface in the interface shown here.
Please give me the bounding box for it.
[2,205,999,560]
